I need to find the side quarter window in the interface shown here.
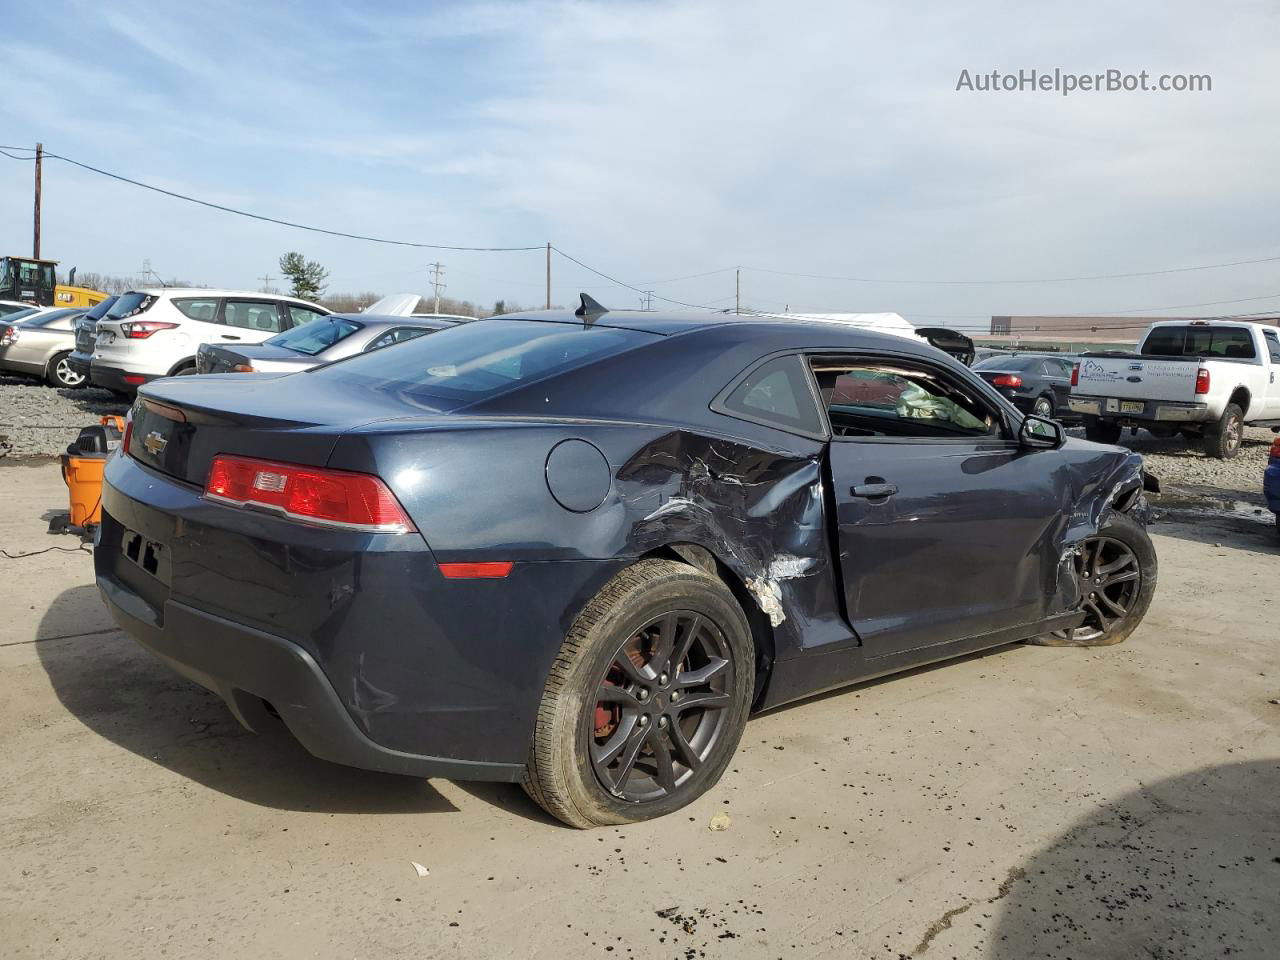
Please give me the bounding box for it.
[812,357,1004,440]
[366,327,433,352]
[718,354,825,436]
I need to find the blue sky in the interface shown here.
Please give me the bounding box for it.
[1,0,1278,329]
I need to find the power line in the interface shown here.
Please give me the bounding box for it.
[0,146,542,253]
[550,247,726,311]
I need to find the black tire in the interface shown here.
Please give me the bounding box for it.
[170,364,197,377]
[1083,416,1123,445]
[1202,403,1244,459]
[523,558,754,829]
[1029,511,1157,648]
[1031,394,1055,419]
[46,351,86,389]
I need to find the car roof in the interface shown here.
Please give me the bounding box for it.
[328,313,462,330]
[126,287,330,305]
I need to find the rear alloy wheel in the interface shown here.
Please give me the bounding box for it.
[524,558,753,828]
[1202,403,1243,459]
[1032,395,1055,419]
[1030,512,1157,647]
[47,352,86,389]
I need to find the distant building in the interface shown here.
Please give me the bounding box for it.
[979,314,1278,353]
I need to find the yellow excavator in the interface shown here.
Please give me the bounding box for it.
[0,256,108,308]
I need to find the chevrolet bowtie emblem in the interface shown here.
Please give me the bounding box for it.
[143,431,168,455]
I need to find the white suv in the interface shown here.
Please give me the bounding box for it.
[88,288,330,393]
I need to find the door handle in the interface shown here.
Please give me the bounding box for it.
[220,335,241,340]
[851,482,898,499]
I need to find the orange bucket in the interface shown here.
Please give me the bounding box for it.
[61,455,108,527]
[59,415,127,529]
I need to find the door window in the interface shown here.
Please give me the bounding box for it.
[718,354,825,436]
[1263,330,1280,363]
[223,300,283,333]
[287,304,328,327]
[172,297,219,323]
[812,358,1002,439]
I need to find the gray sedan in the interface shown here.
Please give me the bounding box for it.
[195,313,467,375]
[0,307,89,387]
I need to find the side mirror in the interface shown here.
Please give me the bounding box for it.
[1020,414,1064,449]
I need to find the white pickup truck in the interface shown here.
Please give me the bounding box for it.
[1068,319,1280,458]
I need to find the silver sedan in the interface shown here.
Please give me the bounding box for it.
[195,313,470,375]
[0,307,88,387]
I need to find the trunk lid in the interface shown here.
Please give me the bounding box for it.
[1073,355,1199,402]
[128,373,416,486]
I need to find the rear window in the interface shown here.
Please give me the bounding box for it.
[83,296,118,321]
[105,292,156,319]
[266,317,363,356]
[1142,325,1257,359]
[311,319,654,405]
[973,355,1035,371]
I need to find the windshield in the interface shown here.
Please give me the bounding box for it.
[1142,325,1257,359]
[265,317,364,356]
[312,319,655,406]
[105,292,157,320]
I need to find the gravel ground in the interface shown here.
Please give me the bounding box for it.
[1067,424,1275,499]
[0,377,1273,502]
[0,375,129,459]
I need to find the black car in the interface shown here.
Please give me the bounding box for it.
[66,295,120,383]
[972,353,1077,420]
[95,299,1156,827]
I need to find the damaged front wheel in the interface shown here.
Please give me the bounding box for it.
[1030,512,1157,647]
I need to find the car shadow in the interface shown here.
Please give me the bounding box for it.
[37,584,459,815]
[1150,512,1279,558]
[983,759,1279,958]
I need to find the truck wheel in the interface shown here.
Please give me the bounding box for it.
[1202,403,1243,459]
[523,558,754,829]
[1083,416,1122,445]
[1029,511,1157,648]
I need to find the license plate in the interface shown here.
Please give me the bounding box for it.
[98,331,116,345]
[1120,401,1144,414]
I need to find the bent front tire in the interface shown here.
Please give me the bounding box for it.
[1030,511,1157,647]
[524,558,754,828]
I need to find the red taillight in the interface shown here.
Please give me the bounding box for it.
[121,321,179,339]
[1270,437,1280,460]
[121,413,134,457]
[1070,363,1080,387]
[1195,367,1210,395]
[991,374,1023,388]
[123,374,148,385]
[438,561,514,579]
[204,455,416,533]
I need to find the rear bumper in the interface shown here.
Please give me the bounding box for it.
[67,350,93,378]
[95,452,626,781]
[90,363,157,393]
[98,575,523,781]
[1068,395,1210,423]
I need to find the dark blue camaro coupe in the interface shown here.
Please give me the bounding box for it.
[97,299,1157,827]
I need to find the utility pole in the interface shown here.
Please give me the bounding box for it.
[429,261,446,314]
[259,273,274,293]
[735,267,740,315]
[640,290,654,311]
[33,143,43,259]
[545,242,551,310]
